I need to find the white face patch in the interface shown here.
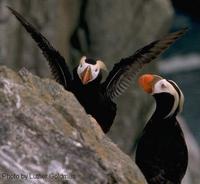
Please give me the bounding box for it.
[77,57,100,83]
[168,80,184,114]
[152,79,180,118]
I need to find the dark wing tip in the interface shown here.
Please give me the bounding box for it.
[162,27,188,44]
[177,27,189,34]
[7,6,19,17]
[6,5,13,11]
[168,27,188,39]
[144,27,189,61]
[7,6,29,28]
[175,27,188,33]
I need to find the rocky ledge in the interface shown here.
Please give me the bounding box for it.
[0,66,146,184]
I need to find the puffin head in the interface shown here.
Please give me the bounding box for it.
[77,56,108,85]
[138,74,184,118]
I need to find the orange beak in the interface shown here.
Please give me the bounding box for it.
[81,66,92,85]
[138,74,156,93]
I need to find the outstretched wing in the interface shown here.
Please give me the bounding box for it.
[8,7,72,90]
[102,28,188,99]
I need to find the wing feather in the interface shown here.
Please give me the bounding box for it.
[8,7,72,89]
[103,28,188,99]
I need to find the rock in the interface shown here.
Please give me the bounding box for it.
[0,66,146,184]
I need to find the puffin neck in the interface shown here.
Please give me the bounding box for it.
[152,93,176,119]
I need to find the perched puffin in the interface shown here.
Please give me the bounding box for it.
[136,74,188,184]
[8,7,187,133]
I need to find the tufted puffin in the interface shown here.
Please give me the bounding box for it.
[8,7,187,133]
[136,74,188,184]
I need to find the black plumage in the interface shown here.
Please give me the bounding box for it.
[8,7,187,133]
[72,67,116,133]
[136,74,188,184]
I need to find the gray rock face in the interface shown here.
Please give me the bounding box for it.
[0,66,146,184]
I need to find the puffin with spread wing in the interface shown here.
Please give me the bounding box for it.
[136,74,188,184]
[8,7,187,133]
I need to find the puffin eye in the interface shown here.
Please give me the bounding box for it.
[95,68,98,72]
[80,64,82,68]
[161,83,166,89]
